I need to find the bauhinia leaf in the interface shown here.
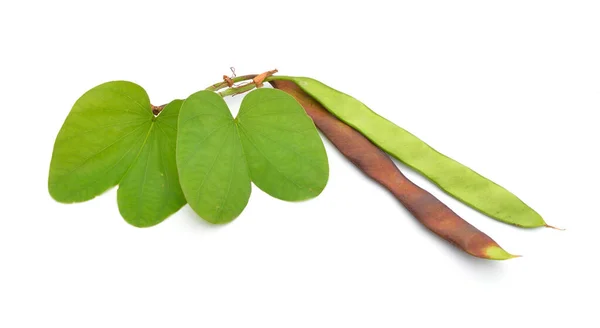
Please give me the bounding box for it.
[117,100,186,227]
[176,91,251,224]
[177,88,329,224]
[236,88,329,201]
[48,81,186,227]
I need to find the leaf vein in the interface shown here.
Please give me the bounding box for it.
[241,123,326,175]
[54,123,149,181]
[104,85,150,116]
[134,129,154,220]
[192,125,234,205]
[214,127,237,220]
[237,124,306,191]
[179,122,232,170]
[57,119,148,143]
[239,96,290,118]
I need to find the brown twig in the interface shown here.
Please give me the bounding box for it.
[217,68,279,97]
[152,68,280,114]
[253,69,279,88]
[223,75,234,87]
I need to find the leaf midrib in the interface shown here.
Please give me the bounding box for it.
[239,120,327,177]
[213,125,238,221]
[50,121,150,185]
[132,123,156,220]
[192,123,234,208]
[237,123,307,191]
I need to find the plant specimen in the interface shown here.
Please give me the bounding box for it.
[49,69,558,259]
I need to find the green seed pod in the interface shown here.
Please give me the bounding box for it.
[271,80,518,260]
[273,76,547,228]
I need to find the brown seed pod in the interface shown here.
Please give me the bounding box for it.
[270,80,517,260]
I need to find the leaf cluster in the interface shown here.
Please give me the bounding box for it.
[48,82,329,227]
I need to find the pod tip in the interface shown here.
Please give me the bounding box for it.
[485,246,521,260]
[544,224,565,231]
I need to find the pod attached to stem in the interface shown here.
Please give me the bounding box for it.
[270,76,549,229]
[271,79,518,260]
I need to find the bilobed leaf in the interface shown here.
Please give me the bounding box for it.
[176,88,329,224]
[176,91,251,224]
[48,81,186,227]
[237,88,329,201]
[117,100,186,227]
[48,81,151,202]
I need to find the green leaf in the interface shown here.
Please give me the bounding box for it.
[237,88,329,201]
[48,81,186,227]
[176,91,251,224]
[117,100,186,227]
[177,88,328,224]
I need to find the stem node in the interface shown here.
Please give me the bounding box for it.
[212,68,279,97]
[253,69,279,88]
[151,104,166,116]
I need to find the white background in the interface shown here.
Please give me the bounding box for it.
[1,1,599,327]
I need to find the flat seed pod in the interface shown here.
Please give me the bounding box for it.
[271,79,518,260]
[48,81,186,227]
[177,88,329,223]
[278,76,545,228]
